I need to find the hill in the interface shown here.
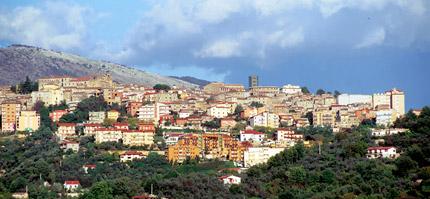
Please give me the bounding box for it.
[0,44,198,88]
[169,76,211,87]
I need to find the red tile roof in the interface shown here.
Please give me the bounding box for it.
[64,180,80,185]
[241,130,264,135]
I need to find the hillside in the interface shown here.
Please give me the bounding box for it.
[0,44,198,88]
[169,76,211,87]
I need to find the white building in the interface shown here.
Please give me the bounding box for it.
[281,84,302,95]
[207,105,230,118]
[337,94,372,105]
[240,130,265,142]
[137,103,170,121]
[376,109,394,126]
[64,180,80,191]
[370,128,408,137]
[276,128,303,142]
[367,146,398,159]
[250,112,280,128]
[178,109,193,118]
[218,175,241,185]
[164,133,184,146]
[244,147,285,167]
[89,111,106,123]
[120,151,145,162]
[61,141,79,152]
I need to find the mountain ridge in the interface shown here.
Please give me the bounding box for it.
[0,44,198,88]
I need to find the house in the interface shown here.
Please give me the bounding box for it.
[49,109,68,122]
[82,164,96,174]
[113,122,129,130]
[106,110,120,121]
[64,180,80,191]
[367,146,398,159]
[127,101,143,117]
[220,118,237,130]
[1,101,21,132]
[61,141,79,152]
[240,130,265,142]
[138,122,155,132]
[218,175,241,185]
[276,128,303,142]
[120,151,145,162]
[178,109,193,118]
[164,133,184,146]
[207,105,230,118]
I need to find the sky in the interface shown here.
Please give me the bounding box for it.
[0,0,429,109]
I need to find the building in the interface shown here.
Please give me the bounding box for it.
[313,108,335,127]
[220,118,237,130]
[370,128,407,137]
[388,88,405,117]
[218,175,241,185]
[249,86,280,96]
[127,102,143,117]
[367,146,397,159]
[49,109,68,122]
[64,180,80,191]
[337,94,372,105]
[376,109,395,127]
[167,139,201,163]
[203,82,246,94]
[281,84,301,95]
[106,110,119,121]
[61,141,80,152]
[1,101,21,132]
[82,164,96,174]
[56,123,76,140]
[276,128,303,142]
[89,111,106,123]
[122,130,154,146]
[244,147,284,167]
[83,123,103,136]
[240,130,265,142]
[94,128,122,144]
[207,105,230,118]
[137,103,170,122]
[248,75,258,88]
[120,151,145,162]
[17,110,40,132]
[250,112,280,128]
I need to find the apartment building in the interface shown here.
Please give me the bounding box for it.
[89,111,106,123]
[56,123,76,140]
[122,130,154,146]
[1,101,21,132]
[17,110,40,132]
[94,128,122,144]
[244,147,284,167]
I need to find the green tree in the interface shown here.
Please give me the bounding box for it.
[301,87,310,94]
[153,84,171,92]
[81,181,114,199]
[316,89,326,95]
[250,101,264,108]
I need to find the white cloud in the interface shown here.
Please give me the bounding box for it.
[355,27,386,48]
[0,1,96,50]
[266,28,304,48]
[195,40,241,58]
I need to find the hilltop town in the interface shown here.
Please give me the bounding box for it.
[1,73,428,198]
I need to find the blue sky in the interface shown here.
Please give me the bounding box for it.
[0,0,429,109]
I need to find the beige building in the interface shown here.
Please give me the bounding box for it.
[56,123,76,140]
[106,110,120,121]
[250,112,280,128]
[89,111,106,123]
[122,130,154,146]
[203,82,245,94]
[313,108,335,127]
[17,110,40,132]
[1,101,22,132]
[388,88,405,117]
[244,147,284,167]
[207,104,230,118]
[94,128,122,144]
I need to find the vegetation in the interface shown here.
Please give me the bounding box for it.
[153,84,171,92]
[250,101,264,108]
[301,86,310,94]
[11,76,38,94]
[316,88,326,95]
[1,105,429,198]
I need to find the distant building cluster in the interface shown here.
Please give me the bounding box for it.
[0,73,408,170]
